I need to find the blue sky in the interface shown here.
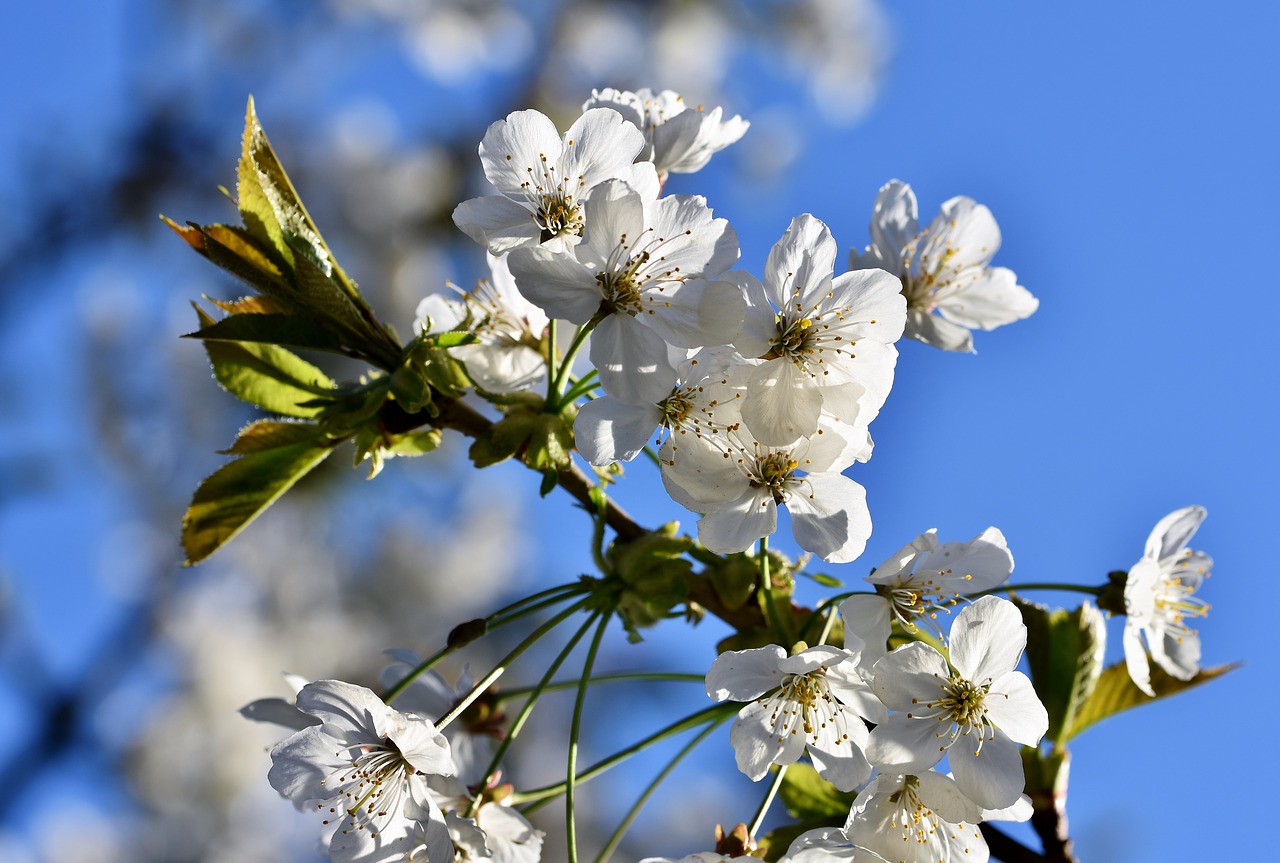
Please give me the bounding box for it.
[1,1,1277,861]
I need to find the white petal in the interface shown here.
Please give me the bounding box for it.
[904,307,975,352]
[947,731,1025,810]
[453,196,541,254]
[985,671,1048,746]
[591,314,679,403]
[1145,505,1207,563]
[867,180,919,266]
[698,489,777,554]
[840,595,891,662]
[916,769,985,825]
[478,109,564,197]
[706,645,787,701]
[948,596,1026,683]
[765,214,838,311]
[865,712,945,774]
[729,703,787,780]
[505,245,600,323]
[808,735,873,792]
[935,266,1038,331]
[573,396,661,464]
[870,642,952,710]
[741,359,822,446]
[1122,621,1155,697]
[786,473,871,564]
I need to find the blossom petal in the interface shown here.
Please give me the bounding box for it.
[478,109,564,197]
[867,180,918,265]
[865,712,945,774]
[985,671,1048,746]
[871,642,951,710]
[742,359,823,446]
[1122,621,1155,697]
[505,245,600,323]
[787,473,871,564]
[1145,505,1207,562]
[916,769,985,825]
[840,595,890,663]
[729,702,788,780]
[698,490,777,554]
[808,735,873,792]
[948,596,1026,683]
[765,214,839,310]
[591,314,678,403]
[904,307,975,352]
[453,196,541,255]
[706,645,788,701]
[574,396,661,465]
[947,730,1024,810]
[936,266,1038,331]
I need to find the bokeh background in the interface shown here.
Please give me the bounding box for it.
[1,1,1275,861]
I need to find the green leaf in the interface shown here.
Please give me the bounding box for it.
[220,419,323,454]
[182,440,336,564]
[777,763,857,821]
[1017,599,1106,746]
[194,305,336,417]
[1065,660,1238,740]
[187,312,344,354]
[383,428,442,457]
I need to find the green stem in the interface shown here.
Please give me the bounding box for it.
[748,764,788,838]
[561,372,600,405]
[467,608,604,818]
[593,718,728,863]
[436,596,592,732]
[493,673,706,704]
[544,319,558,403]
[759,537,792,644]
[383,582,588,702]
[641,445,661,467]
[550,316,602,407]
[566,608,613,863]
[513,703,735,810]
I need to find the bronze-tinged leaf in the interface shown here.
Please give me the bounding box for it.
[187,312,344,355]
[1016,598,1106,746]
[208,294,289,315]
[1064,659,1239,740]
[219,419,323,455]
[161,215,206,251]
[182,440,336,564]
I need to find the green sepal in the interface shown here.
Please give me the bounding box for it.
[1064,659,1238,741]
[470,395,576,472]
[193,305,336,417]
[1016,598,1106,746]
[538,469,558,497]
[182,437,336,564]
[605,523,693,642]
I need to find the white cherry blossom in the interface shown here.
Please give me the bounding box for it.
[507,178,743,403]
[734,214,905,446]
[1123,505,1213,696]
[849,180,1037,353]
[706,643,875,790]
[267,680,456,863]
[660,417,874,562]
[574,346,745,465]
[583,87,749,177]
[452,107,658,254]
[415,254,549,393]
[852,528,1014,637]
[867,596,1047,810]
[845,772,988,863]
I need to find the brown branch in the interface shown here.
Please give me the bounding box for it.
[389,394,770,633]
[981,824,1046,863]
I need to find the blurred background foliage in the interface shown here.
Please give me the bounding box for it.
[0,1,892,860]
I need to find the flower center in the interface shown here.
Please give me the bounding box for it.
[320,737,415,840]
[908,674,996,756]
[1153,572,1211,641]
[759,668,853,749]
[749,451,800,505]
[534,192,584,241]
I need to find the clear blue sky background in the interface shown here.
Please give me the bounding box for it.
[1,2,1277,862]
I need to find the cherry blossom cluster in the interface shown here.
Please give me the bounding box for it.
[230,86,1225,863]
[438,89,1046,565]
[246,666,542,863]
[703,529,1046,863]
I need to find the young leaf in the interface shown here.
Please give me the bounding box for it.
[182,440,337,564]
[187,312,344,355]
[194,305,336,417]
[220,419,323,455]
[1017,599,1106,746]
[777,763,856,821]
[1064,660,1238,741]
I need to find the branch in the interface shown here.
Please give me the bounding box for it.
[980,824,1046,863]
[392,395,771,633]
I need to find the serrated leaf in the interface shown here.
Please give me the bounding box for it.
[198,224,291,295]
[187,312,344,354]
[220,419,323,454]
[208,294,289,315]
[1017,598,1106,746]
[431,331,479,349]
[777,763,856,821]
[1064,659,1238,740]
[182,440,336,564]
[195,305,336,417]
